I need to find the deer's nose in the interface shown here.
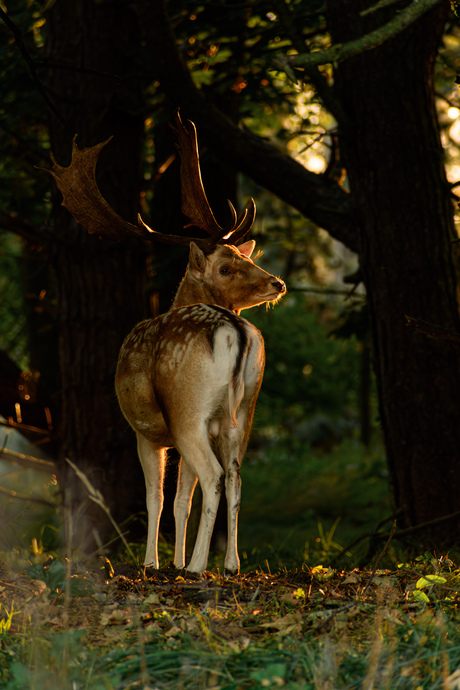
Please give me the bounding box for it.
[272,280,286,293]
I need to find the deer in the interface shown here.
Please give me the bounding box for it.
[42,111,286,574]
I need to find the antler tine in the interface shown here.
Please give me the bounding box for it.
[171,110,256,247]
[39,136,149,242]
[226,198,256,245]
[171,110,228,239]
[224,199,238,233]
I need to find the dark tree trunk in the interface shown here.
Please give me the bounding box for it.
[45,0,147,554]
[327,0,460,544]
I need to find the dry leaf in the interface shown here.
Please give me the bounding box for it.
[212,622,248,640]
[261,612,302,635]
[164,625,182,637]
[444,669,460,689]
[342,573,360,585]
[100,608,131,626]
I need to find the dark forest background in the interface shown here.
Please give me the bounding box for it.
[1,0,460,569]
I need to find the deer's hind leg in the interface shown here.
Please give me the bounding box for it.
[136,433,166,569]
[218,334,265,574]
[164,381,225,572]
[174,459,198,569]
[172,425,224,574]
[217,415,251,575]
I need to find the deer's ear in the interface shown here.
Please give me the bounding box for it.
[237,240,256,258]
[189,241,207,274]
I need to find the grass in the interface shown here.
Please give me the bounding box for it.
[3,554,460,688]
[238,437,391,571]
[2,436,456,689]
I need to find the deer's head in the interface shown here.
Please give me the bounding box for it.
[40,110,286,311]
[181,240,285,313]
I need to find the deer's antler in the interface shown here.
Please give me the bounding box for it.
[170,110,255,245]
[39,137,148,243]
[40,110,256,250]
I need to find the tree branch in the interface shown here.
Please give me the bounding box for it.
[0,210,55,246]
[405,315,460,345]
[274,0,441,71]
[136,0,358,252]
[0,448,56,474]
[0,7,70,130]
[360,0,407,17]
[272,0,349,127]
[0,484,56,507]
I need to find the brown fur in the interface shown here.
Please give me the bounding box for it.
[115,241,285,573]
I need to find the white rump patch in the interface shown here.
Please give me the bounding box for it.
[212,325,246,427]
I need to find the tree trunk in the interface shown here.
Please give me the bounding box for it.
[327,0,460,544]
[45,0,147,554]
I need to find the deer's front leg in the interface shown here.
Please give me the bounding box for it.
[136,434,166,569]
[173,458,198,569]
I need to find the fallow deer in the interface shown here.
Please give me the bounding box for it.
[43,111,286,574]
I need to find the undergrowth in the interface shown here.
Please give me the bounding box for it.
[0,438,452,689]
[238,437,391,572]
[2,553,460,688]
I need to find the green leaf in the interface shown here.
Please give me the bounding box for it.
[250,663,287,683]
[61,578,95,597]
[311,565,335,581]
[411,590,430,603]
[416,575,447,589]
[47,560,67,592]
[25,564,48,582]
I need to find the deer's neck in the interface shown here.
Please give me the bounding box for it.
[171,273,239,314]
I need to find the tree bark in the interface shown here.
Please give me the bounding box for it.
[327,0,460,544]
[45,0,147,554]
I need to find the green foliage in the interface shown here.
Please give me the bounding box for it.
[0,233,28,365]
[171,0,327,119]
[0,604,16,636]
[4,631,90,690]
[0,2,50,218]
[240,438,390,570]
[25,559,95,598]
[246,292,366,433]
[398,553,460,606]
[0,2,51,371]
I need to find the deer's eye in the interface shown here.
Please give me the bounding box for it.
[219,267,233,275]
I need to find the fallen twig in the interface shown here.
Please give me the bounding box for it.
[405,315,460,345]
[0,448,56,474]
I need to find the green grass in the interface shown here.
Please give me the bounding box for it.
[4,555,460,689]
[3,437,453,690]
[238,437,392,571]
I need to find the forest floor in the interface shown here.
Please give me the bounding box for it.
[2,554,460,689]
